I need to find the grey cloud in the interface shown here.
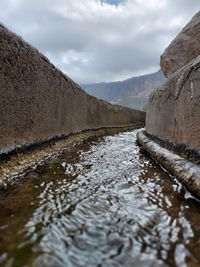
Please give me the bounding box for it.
[0,0,199,83]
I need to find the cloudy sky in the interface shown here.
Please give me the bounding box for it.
[0,0,199,84]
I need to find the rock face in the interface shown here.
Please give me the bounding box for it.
[161,11,200,78]
[0,24,145,155]
[146,12,200,152]
[146,56,200,151]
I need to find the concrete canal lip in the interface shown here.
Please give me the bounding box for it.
[137,130,200,200]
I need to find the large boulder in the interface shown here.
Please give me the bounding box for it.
[161,11,200,78]
[0,24,145,155]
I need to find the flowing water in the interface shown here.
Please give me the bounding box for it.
[0,129,200,267]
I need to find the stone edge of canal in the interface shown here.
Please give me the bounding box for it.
[137,130,200,200]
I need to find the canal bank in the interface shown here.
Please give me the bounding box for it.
[0,24,145,157]
[137,130,200,200]
[0,124,143,188]
[140,12,200,201]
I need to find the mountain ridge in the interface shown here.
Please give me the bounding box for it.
[82,70,166,110]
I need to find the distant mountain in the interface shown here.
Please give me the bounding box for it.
[82,70,165,110]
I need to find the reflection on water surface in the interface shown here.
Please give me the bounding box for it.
[0,130,200,267]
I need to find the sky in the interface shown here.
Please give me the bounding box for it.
[0,0,199,84]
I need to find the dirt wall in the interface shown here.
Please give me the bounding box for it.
[0,24,145,155]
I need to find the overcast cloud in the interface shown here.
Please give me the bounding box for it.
[0,0,199,83]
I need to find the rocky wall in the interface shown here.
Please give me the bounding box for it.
[0,24,145,155]
[161,11,200,78]
[146,56,200,151]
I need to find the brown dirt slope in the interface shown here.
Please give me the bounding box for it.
[0,24,145,155]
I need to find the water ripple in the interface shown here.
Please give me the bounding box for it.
[1,130,200,267]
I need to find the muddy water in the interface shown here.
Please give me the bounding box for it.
[0,129,200,267]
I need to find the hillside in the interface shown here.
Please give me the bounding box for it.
[82,70,165,110]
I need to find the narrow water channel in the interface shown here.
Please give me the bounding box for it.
[0,129,200,267]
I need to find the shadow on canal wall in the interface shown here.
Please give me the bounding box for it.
[0,24,145,157]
